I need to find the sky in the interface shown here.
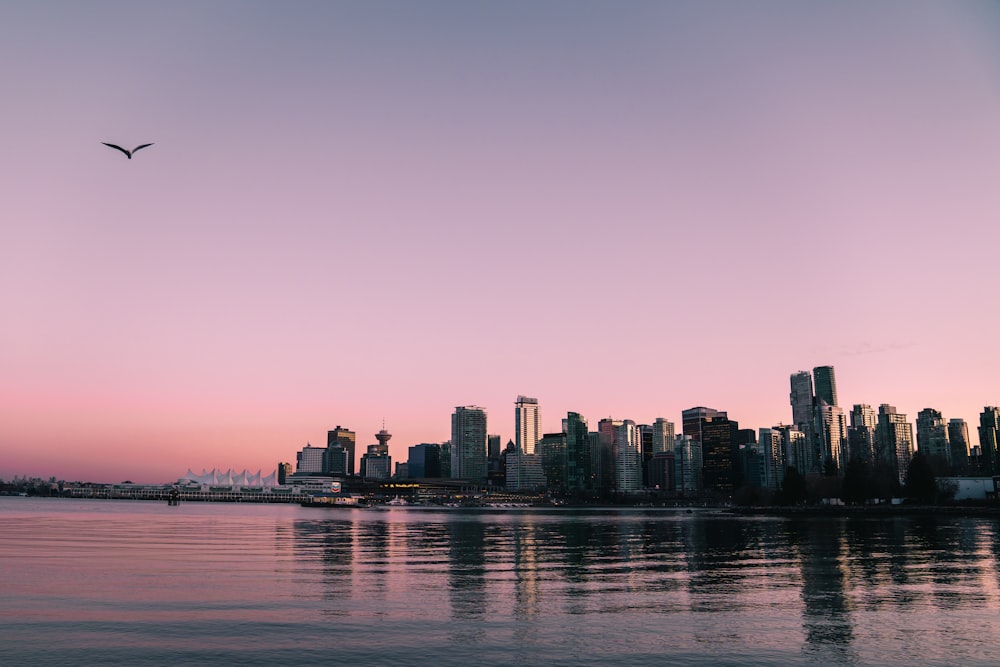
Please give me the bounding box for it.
[3,1,1000,484]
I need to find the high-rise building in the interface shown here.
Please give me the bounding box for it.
[652,418,676,454]
[614,420,642,492]
[814,403,847,473]
[595,418,620,493]
[538,432,567,490]
[674,434,702,494]
[564,412,591,491]
[848,404,877,464]
[916,408,950,470]
[758,428,786,490]
[327,426,357,476]
[789,372,814,429]
[360,444,391,480]
[979,407,1000,475]
[451,406,488,481]
[876,405,914,484]
[812,365,838,407]
[488,434,502,460]
[277,462,294,485]
[683,407,738,492]
[948,418,971,474]
[778,425,809,476]
[296,443,325,473]
[515,396,541,455]
[407,443,441,478]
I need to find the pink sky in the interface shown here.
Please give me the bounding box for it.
[3,1,1000,483]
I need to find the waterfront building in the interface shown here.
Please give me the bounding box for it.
[916,408,951,472]
[564,412,591,491]
[614,420,642,492]
[759,428,786,490]
[360,444,391,480]
[595,418,620,493]
[979,407,1000,476]
[648,450,675,492]
[652,418,676,453]
[789,371,814,430]
[538,432,567,490]
[515,396,541,455]
[778,425,809,476]
[674,434,701,494]
[789,366,844,474]
[814,403,847,473]
[505,449,545,491]
[407,443,442,478]
[327,426,357,476]
[848,404,877,463]
[451,406,488,481]
[277,462,293,485]
[876,405,914,484]
[683,407,738,493]
[488,434,502,460]
[948,418,971,474]
[296,444,325,473]
[324,445,349,476]
[813,365,838,407]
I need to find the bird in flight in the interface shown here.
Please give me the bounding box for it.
[102,142,154,159]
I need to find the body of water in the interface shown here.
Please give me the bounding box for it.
[2,498,1000,665]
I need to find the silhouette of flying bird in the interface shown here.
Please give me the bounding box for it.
[102,142,154,159]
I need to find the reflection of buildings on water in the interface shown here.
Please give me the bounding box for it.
[787,520,857,663]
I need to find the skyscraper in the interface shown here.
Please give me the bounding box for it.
[407,443,441,478]
[652,418,676,454]
[451,406,488,481]
[876,405,914,484]
[979,407,1000,475]
[758,428,786,490]
[683,407,738,493]
[564,412,591,491]
[515,396,541,454]
[848,404,877,463]
[327,426,357,476]
[814,403,848,473]
[915,408,950,471]
[614,420,642,492]
[948,418,971,474]
[789,371,814,429]
[812,365,838,407]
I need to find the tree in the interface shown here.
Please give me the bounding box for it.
[780,467,808,505]
[905,452,938,504]
[842,458,874,505]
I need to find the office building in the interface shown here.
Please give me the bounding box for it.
[451,406,488,481]
[948,418,971,474]
[916,408,950,471]
[564,412,591,491]
[296,444,325,474]
[407,443,442,478]
[538,432,567,490]
[515,396,541,455]
[848,404,877,464]
[683,407,738,493]
[979,407,1000,476]
[327,426,357,476]
[876,405,914,484]
[614,420,642,492]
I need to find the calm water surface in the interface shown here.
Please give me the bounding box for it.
[3,498,1000,666]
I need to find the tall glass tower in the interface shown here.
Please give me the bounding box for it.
[515,396,540,455]
[451,406,488,481]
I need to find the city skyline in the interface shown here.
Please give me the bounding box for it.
[3,1,1000,483]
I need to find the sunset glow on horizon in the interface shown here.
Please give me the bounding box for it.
[3,1,1000,484]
